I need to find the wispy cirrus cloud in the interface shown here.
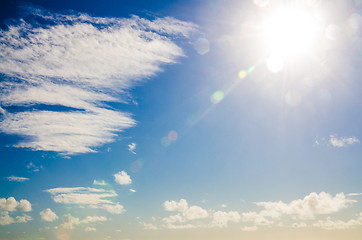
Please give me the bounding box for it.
[44,187,125,214]
[0,7,196,154]
[5,176,30,182]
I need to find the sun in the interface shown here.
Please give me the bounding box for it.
[262,6,319,57]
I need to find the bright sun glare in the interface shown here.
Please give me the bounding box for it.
[263,6,318,57]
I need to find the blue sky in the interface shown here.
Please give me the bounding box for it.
[0,0,362,239]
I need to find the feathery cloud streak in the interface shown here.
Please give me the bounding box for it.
[0,8,196,154]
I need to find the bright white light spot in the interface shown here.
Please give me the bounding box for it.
[267,55,284,72]
[263,6,318,56]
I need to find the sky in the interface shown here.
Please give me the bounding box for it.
[0,0,361,239]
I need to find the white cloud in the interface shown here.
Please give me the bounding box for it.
[0,212,15,225]
[93,180,107,186]
[141,222,157,230]
[45,187,125,214]
[164,199,188,212]
[0,211,32,225]
[211,211,241,228]
[0,9,196,155]
[221,204,227,208]
[0,197,32,212]
[128,143,136,154]
[129,189,136,193]
[82,216,107,224]
[40,208,58,222]
[329,135,359,147]
[5,176,30,182]
[85,227,97,232]
[27,162,42,172]
[60,214,80,229]
[313,214,362,230]
[114,171,132,185]
[15,214,32,223]
[254,192,354,220]
[162,199,209,229]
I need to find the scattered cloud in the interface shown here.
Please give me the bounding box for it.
[221,204,227,208]
[211,211,241,228]
[5,176,30,182]
[40,208,58,222]
[141,222,157,230]
[82,216,107,224]
[129,189,136,193]
[128,143,136,154]
[93,180,107,186]
[0,197,32,212]
[45,187,125,214]
[313,214,362,230]
[329,135,360,147]
[348,193,362,196]
[26,162,42,172]
[0,8,196,155]
[114,171,132,185]
[253,192,354,220]
[60,214,80,229]
[163,199,209,229]
[0,211,32,225]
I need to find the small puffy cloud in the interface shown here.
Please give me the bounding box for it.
[0,212,32,225]
[26,162,42,172]
[329,135,359,147]
[40,208,58,222]
[93,180,107,186]
[16,214,32,223]
[0,197,32,212]
[85,227,97,232]
[0,211,15,225]
[60,214,80,229]
[164,199,188,212]
[94,203,125,215]
[129,189,136,193]
[5,176,30,182]
[128,143,136,154]
[162,199,209,229]
[114,171,132,185]
[141,222,157,230]
[211,211,241,228]
[82,216,107,224]
[221,204,227,208]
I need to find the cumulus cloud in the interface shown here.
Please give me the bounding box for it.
[5,176,30,182]
[60,214,80,229]
[313,214,362,230]
[40,208,58,222]
[329,135,359,147]
[93,180,107,186]
[128,143,136,154]
[114,171,132,185]
[0,8,196,154]
[0,197,32,212]
[162,199,208,229]
[0,211,32,225]
[45,187,125,214]
[211,211,241,228]
[252,192,354,220]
